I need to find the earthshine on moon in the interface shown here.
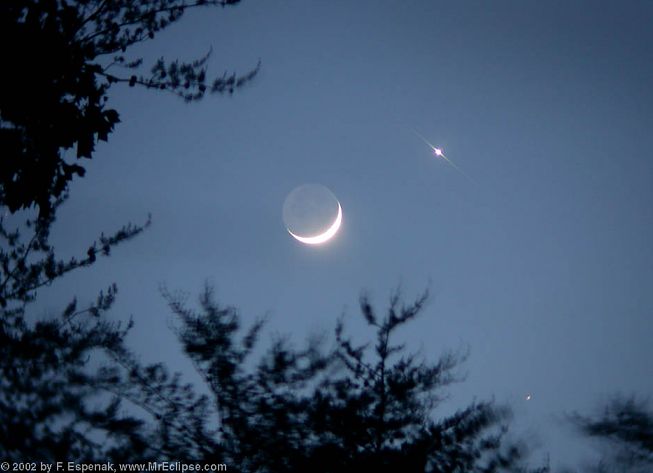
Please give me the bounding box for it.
[282,184,342,245]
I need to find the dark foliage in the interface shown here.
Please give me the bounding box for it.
[115,285,546,472]
[569,397,653,473]
[0,0,259,218]
[0,2,549,469]
[0,0,257,463]
[0,200,151,461]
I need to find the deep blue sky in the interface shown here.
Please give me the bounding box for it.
[38,1,653,468]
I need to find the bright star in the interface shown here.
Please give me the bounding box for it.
[412,129,474,182]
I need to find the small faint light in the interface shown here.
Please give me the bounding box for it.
[525,394,532,401]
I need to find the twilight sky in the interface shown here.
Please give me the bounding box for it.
[37,1,653,469]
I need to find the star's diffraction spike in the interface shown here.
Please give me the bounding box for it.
[412,129,475,183]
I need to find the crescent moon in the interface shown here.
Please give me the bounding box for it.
[287,202,342,245]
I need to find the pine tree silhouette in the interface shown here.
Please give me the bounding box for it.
[1,0,258,218]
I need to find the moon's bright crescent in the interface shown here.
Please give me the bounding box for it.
[287,203,342,245]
